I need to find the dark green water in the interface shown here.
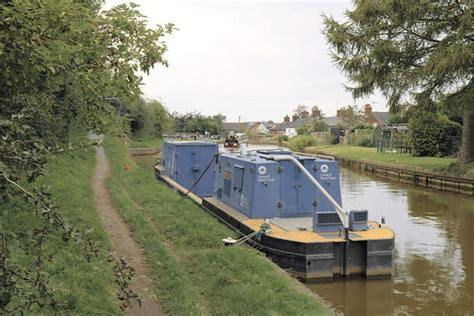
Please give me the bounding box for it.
[132,150,474,315]
[310,168,474,315]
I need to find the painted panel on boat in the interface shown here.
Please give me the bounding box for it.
[162,141,218,196]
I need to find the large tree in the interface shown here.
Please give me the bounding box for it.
[324,0,473,163]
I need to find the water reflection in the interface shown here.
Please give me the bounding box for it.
[309,168,474,315]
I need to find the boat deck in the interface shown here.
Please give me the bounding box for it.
[154,166,203,205]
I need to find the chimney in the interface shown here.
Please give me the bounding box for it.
[312,109,321,119]
[284,115,290,123]
[292,114,298,122]
[336,109,342,117]
[300,110,309,118]
[364,104,372,115]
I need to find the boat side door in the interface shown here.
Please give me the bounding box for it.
[297,159,317,215]
[278,160,298,216]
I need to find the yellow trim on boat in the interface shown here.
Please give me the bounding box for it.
[242,219,394,243]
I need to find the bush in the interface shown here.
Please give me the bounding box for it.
[313,120,328,132]
[358,138,373,147]
[408,109,462,157]
[296,124,311,135]
[288,135,317,152]
[277,134,289,144]
[438,116,462,156]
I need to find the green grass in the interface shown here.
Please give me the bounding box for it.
[306,145,456,172]
[104,135,331,315]
[128,136,163,148]
[3,141,121,314]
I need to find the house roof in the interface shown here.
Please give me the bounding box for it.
[322,116,342,127]
[276,117,315,130]
[221,122,249,133]
[372,112,390,125]
[266,122,281,131]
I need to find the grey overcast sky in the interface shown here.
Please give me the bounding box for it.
[104,0,387,122]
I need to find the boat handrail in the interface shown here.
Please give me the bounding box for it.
[269,155,349,230]
[292,151,335,160]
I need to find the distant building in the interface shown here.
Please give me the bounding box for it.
[248,103,389,137]
[221,122,248,134]
[222,121,270,135]
[248,122,270,134]
[322,116,343,127]
[272,110,318,136]
[363,104,390,126]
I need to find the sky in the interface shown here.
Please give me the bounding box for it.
[104,0,387,122]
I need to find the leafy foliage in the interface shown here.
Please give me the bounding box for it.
[0,0,173,313]
[277,135,289,144]
[126,98,172,138]
[171,112,226,135]
[336,106,364,128]
[313,120,328,132]
[408,108,462,157]
[288,135,317,152]
[296,124,311,136]
[324,0,473,162]
[293,104,308,116]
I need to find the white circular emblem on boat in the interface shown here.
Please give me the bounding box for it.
[258,166,267,175]
[320,164,329,173]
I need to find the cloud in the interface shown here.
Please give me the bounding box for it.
[105,0,387,121]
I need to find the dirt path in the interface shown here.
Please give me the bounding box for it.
[93,145,165,316]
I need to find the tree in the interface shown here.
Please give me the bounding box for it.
[338,105,363,128]
[296,124,311,135]
[0,1,174,312]
[408,106,462,157]
[171,112,225,135]
[127,99,172,137]
[324,1,473,163]
[313,120,328,132]
[311,105,323,119]
[293,104,308,116]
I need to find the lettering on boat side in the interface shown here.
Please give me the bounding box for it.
[258,174,275,182]
[240,194,250,210]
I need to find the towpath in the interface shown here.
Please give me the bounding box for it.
[92,144,165,316]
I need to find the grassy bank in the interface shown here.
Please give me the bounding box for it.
[128,136,163,148]
[306,145,457,172]
[3,142,120,314]
[104,135,331,315]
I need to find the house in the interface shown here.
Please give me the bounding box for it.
[272,108,322,136]
[322,116,343,127]
[221,122,249,134]
[363,104,390,126]
[248,122,270,134]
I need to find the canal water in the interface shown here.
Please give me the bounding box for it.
[311,167,474,315]
[132,145,474,315]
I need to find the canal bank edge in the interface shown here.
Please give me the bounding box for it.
[299,149,474,196]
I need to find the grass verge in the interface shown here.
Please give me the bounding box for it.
[3,140,120,314]
[128,136,163,148]
[306,145,456,172]
[104,135,332,315]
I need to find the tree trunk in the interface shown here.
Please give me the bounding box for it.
[458,108,474,164]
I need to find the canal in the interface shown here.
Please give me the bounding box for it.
[311,167,474,315]
[132,146,474,315]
